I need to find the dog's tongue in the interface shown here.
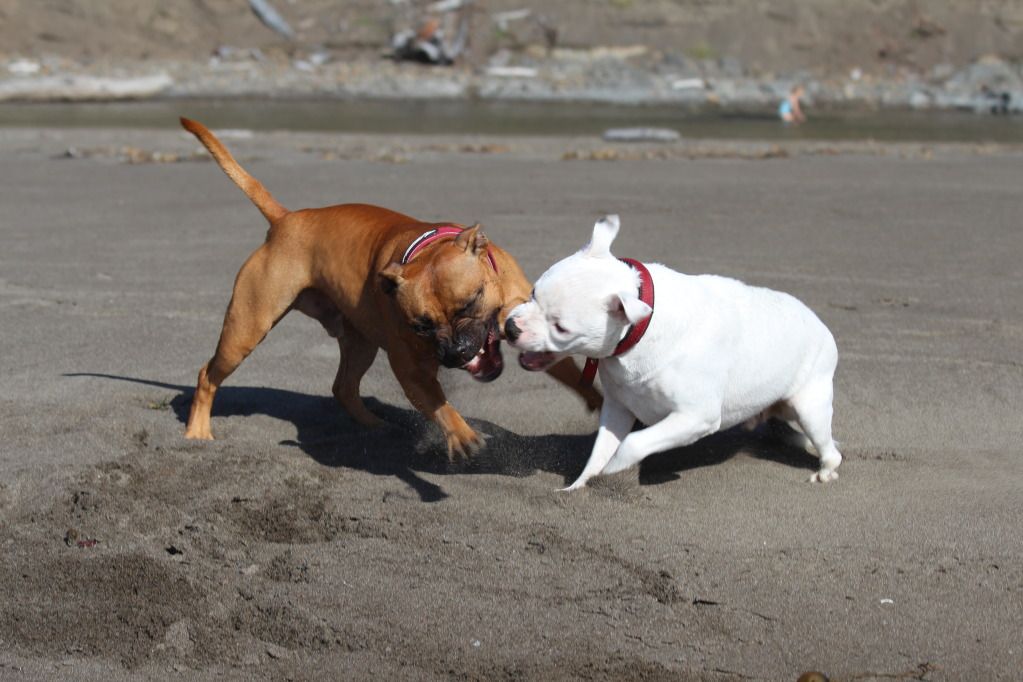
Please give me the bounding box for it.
[518,351,557,372]
[464,327,503,382]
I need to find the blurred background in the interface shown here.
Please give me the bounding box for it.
[1,0,1022,140]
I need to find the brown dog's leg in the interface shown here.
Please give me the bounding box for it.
[186,246,308,439]
[289,291,383,428]
[387,349,483,459]
[544,358,603,412]
[332,323,384,428]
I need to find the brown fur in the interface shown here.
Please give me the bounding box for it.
[180,118,599,457]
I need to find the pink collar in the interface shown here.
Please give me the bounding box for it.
[580,257,654,388]
[401,225,498,272]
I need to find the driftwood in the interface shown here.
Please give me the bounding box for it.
[249,0,294,40]
[602,128,681,143]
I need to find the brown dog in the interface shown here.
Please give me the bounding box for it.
[180,118,599,456]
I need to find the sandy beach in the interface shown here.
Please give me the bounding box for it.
[0,127,1021,680]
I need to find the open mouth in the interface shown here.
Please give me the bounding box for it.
[461,321,504,382]
[518,351,558,372]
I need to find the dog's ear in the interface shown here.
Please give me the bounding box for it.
[379,262,405,295]
[455,223,489,256]
[608,290,652,325]
[584,214,620,257]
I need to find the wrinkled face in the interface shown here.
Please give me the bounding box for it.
[504,215,651,372]
[381,226,505,382]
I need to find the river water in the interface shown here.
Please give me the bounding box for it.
[1,98,1021,143]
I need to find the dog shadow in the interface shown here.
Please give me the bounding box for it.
[65,373,592,502]
[64,373,820,501]
[638,421,820,485]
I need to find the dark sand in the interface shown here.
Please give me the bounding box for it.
[0,128,1021,681]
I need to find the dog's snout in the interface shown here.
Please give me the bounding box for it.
[438,334,480,368]
[439,346,465,368]
[455,336,477,361]
[504,317,521,343]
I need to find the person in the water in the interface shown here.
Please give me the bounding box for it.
[779,85,806,124]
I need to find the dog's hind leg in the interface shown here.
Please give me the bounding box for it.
[332,323,384,428]
[788,382,842,483]
[754,401,813,452]
[186,245,309,439]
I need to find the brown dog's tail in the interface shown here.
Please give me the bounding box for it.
[180,117,287,223]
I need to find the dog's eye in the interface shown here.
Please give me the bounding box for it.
[411,316,435,336]
[554,322,569,334]
[455,287,483,317]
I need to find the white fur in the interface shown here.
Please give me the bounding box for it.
[506,216,842,490]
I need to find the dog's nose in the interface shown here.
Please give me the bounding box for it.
[455,337,477,362]
[439,345,468,368]
[504,317,521,343]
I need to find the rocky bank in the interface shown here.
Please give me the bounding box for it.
[1,1,1022,113]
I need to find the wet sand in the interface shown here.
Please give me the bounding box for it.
[0,128,1021,681]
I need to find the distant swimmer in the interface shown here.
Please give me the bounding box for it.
[779,84,806,124]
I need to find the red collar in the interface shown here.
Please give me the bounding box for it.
[580,257,654,387]
[401,225,498,273]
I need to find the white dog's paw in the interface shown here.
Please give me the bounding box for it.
[559,478,588,492]
[808,469,839,483]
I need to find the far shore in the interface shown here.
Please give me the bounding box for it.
[1,52,1021,116]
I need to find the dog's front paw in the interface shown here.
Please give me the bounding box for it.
[808,469,839,483]
[446,426,486,461]
[184,425,214,440]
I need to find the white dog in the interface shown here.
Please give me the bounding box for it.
[504,215,841,490]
